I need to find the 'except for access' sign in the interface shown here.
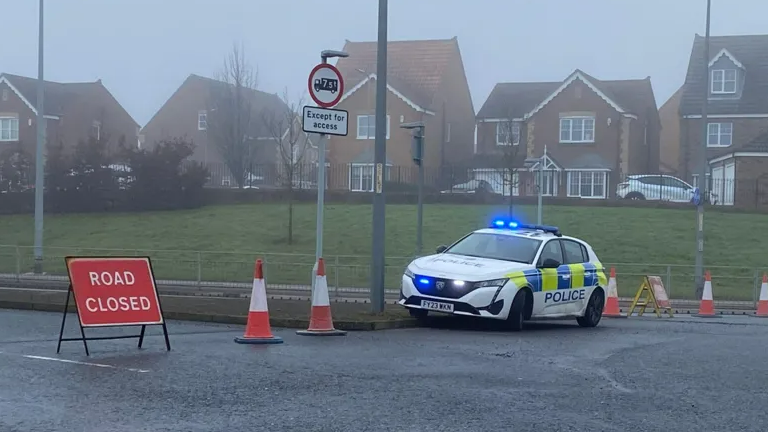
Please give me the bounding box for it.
[66,257,164,327]
[302,106,348,137]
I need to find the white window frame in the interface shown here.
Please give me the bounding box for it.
[348,163,391,192]
[92,120,101,140]
[198,110,207,131]
[446,122,451,143]
[559,116,595,143]
[0,116,19,142]
[566,170,608,199]
[707,122,733,147]
[356,115,390,140]
[711,69,737,94]
[496,122,520,146]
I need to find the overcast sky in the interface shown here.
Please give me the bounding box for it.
[1,0,765,126]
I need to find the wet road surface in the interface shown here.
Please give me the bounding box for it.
[2,308,768,432]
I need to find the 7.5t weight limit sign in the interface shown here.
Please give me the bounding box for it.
[308,63,344,108]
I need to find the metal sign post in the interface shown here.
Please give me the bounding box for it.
[402,121,425,255]
[306,51,348,291]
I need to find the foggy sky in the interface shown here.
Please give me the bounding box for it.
[1,0,765,126]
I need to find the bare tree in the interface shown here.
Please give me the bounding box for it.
[495,115,525,217]
[262,89,312,244]
[206,43,259,188]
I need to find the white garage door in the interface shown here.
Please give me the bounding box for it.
[711,166,724,206]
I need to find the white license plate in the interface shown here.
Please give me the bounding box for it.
[420,300,454,312]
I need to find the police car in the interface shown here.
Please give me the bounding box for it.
[398,219,608,331]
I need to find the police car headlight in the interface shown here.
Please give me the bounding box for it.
[472,278,508,289]
[404,268,415,279]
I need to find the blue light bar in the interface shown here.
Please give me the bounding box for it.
[489,219,561,236]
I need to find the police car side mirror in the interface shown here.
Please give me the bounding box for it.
[436,245,447,253]
[538,258,560,269]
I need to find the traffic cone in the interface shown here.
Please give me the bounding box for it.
[603,267,626,318]
[752,273,768,318]
[296,258,347,336]
[693,270,720,318]
[234,259,283,344]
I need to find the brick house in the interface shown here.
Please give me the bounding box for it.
[659,86,683,174]
[475,70,660,199]
[141,74,303,187]
[326,37,476,191]
[678,34,768,207]
[0,73,139,161]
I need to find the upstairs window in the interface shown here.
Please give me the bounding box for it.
[707,122,732,147]
[496,122,520,145]
[198,110,207,130]
[559,116,595,143]
[711,69,737,94]
[356,115,390,140]
[91,121,101,140]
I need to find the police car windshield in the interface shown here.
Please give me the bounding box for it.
[444,232,542,264]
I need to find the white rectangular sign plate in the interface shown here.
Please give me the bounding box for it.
[302,106,348,137]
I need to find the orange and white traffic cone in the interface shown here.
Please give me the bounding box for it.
[752,273,768,318]
[234,259,283,344]
[603,267,626,318]
[296,258,347,336]
[693,270,719,318]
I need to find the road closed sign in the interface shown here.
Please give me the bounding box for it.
[66,257,164,327]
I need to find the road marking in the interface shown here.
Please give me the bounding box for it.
[0,351,150,373]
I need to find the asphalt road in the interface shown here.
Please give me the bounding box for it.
[2,309,768,432]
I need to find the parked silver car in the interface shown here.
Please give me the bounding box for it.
[616,174,717,204]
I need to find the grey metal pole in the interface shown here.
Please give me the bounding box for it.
[537,158,543,225]
[33,0,45,274]
[313,53,329,290]
[694,0,711,299]
[370,0,387,313]
[416,131,424,255]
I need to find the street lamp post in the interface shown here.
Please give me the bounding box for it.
[312,50,348,289]
[402,121,425,255]
[370,0,388,313]
[33,0,46,274]
[694,0,712,299]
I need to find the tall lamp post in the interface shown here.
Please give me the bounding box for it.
[312,49,349,290]
[33,0,46,274]
[370,0,388,313]
[694,0,711,298]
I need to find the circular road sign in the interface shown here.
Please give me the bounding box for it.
[308,63,344,108]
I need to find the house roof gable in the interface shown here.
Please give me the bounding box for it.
[333,37,460,111]
[141,74,289,136]
[680,34,768,116]
[335,73,435,115]
[478,70,656,121]
[0,73,135,124]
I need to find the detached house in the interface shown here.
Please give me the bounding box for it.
[475,70,660,199]
[141,74,305,187]
[327,37,476,191]
[0,73,139,158]
[678,34,768,206]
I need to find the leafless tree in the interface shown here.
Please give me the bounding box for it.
[262,89,312,244]
[206,43,259,188]
[495,115,525,216]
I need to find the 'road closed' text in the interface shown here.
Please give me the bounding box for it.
[85,296,152,312]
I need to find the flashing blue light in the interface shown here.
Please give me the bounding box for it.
[417,278,430,285]
[489,219,561,236]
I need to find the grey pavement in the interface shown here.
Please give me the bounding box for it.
[2,309,768,432]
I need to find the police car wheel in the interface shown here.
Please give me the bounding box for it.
[577,290,604,328]
[505,289,528,331]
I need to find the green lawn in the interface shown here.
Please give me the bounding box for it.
[1,203,766,301]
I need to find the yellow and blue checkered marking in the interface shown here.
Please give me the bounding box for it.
[506,262,607,292]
